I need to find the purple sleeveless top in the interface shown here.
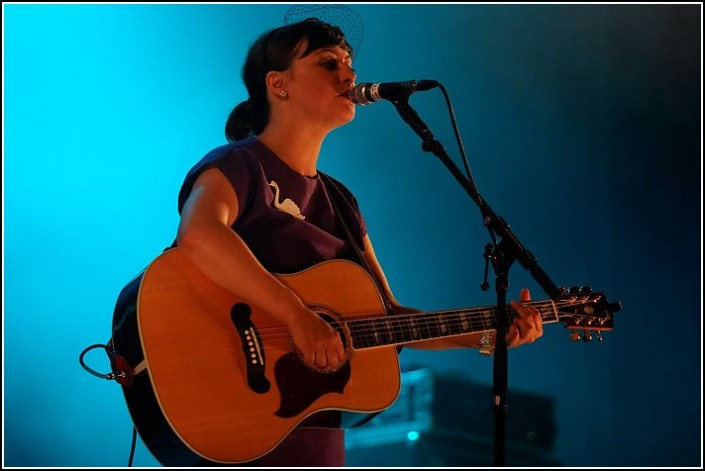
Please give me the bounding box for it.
[178,137,367,466]
[178,137,367,274]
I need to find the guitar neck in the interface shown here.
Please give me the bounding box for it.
[347,301,561,349]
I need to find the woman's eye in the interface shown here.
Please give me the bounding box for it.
[321,60,355,73]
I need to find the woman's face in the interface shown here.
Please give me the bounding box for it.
[283,41,357,129]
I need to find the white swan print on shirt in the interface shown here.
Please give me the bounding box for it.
[269,180,305,220]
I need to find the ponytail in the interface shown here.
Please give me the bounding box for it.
[225,97,268,142]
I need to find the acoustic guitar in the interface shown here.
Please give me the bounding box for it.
[110,247,620,465]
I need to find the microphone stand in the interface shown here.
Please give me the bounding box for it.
[389,96,561,466]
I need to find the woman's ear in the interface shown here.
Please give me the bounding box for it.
[265,71,288,99]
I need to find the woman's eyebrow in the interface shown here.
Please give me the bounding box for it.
[313,47,351,61]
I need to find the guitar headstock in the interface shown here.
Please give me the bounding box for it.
[556,286,622,342]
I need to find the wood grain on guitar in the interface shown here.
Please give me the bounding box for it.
[110,247,620,465]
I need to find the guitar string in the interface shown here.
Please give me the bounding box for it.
[249,299,600,344]
[251,300,585,340]
[252,299,576,337]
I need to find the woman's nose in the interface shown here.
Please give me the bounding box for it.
[341,64,356,84]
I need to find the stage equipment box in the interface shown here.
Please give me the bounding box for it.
[345,368,559,467]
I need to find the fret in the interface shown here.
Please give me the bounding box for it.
[479,309,496,332]
[458,311,471,333]
[382,317,395,345]
[366,318,381,347]
[438,314,450,336]
[422,314,442,340]
[408,317,421,340]
[394,316,413,343]
[349,321,370,349]
[364,319,378,348]
[445,311,466,336]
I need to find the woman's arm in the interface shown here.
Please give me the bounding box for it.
[177,167,345,369]
[361,234,543,351]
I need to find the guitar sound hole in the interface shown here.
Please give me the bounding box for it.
[291,306,351,373]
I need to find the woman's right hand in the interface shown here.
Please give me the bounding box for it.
[287,306,346,371]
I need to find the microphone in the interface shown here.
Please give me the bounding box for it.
[347,80,439,105]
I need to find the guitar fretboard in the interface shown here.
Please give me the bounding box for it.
[347,302,560,349]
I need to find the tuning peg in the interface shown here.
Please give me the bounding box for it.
[596,331,603,342]
[582,330,593,342]
[580,286,593,295]
[570,332,581,342]
[569,286,581,295]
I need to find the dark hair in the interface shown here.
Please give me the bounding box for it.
[225,19,351,142]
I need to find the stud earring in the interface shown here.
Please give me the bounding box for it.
[279,90,288,98]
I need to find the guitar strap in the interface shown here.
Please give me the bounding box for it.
[319,173,396,429]
[319,173,394,315]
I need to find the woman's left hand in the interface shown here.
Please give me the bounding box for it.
[507,288,544,347]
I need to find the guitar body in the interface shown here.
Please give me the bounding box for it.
[111,248,401,465]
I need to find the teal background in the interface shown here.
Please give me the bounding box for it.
[3,3,701,467]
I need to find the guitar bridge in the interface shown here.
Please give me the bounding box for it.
[230,302,271,394]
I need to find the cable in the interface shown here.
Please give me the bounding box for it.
[128,426,137,467]
[79,343,134,385]
[435,81,498,247]
[79,344,120,380]
[79,343,138,465]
